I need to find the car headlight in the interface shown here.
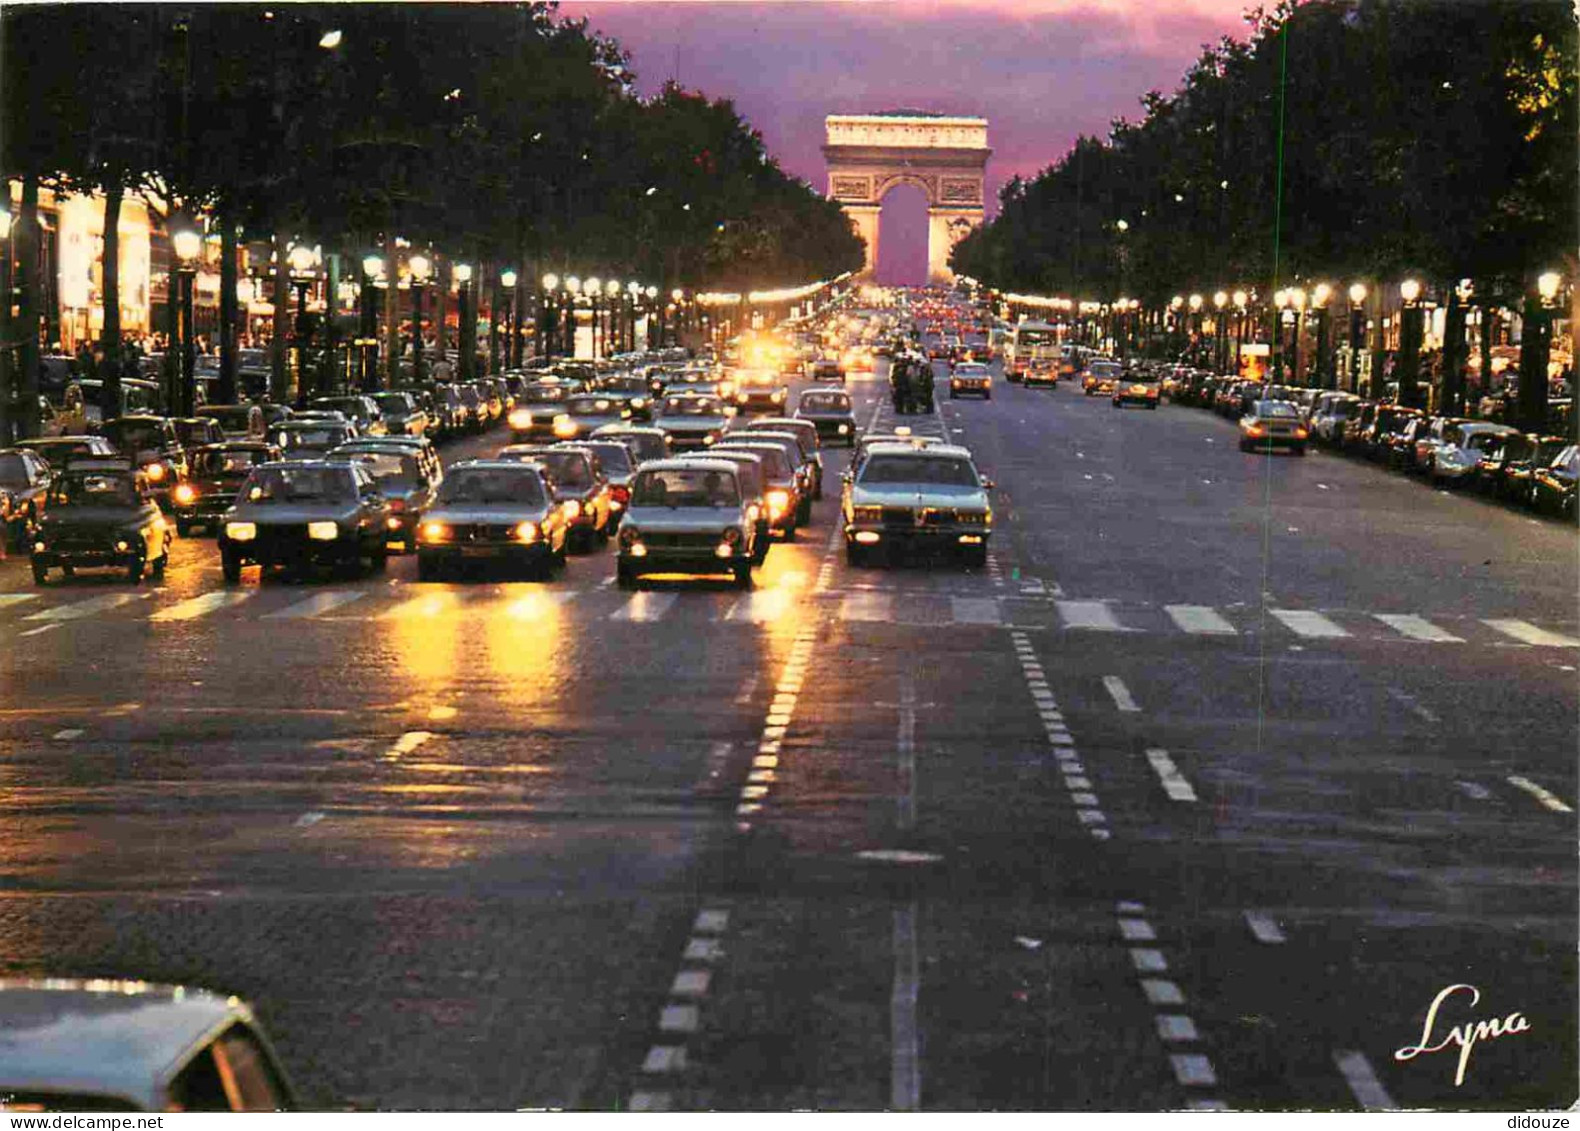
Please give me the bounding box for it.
[562,499,582,520]
[173,484,197,505]
[225,521,257,542]
[703,433,717,445]
[145,462,166,482]
[419,521,450,542]
[838,424,850,434]
[771,390,785,402]
[766,488,791,517]
[514,521,540,543]
[33,540,47,553]
[632,398,647,410]
[508,409,532,429]
[308,521,339,541]
[553,415,578,438]
[618,525,640,547]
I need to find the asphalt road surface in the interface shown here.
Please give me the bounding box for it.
[0,358,1573,1111]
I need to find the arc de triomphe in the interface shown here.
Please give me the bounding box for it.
[823,112,990,283]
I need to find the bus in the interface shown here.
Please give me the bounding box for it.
[1005,319,1060,383]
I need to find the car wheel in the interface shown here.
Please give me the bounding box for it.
[616,561,639,589]
[175,520,191,538]
[417,554,440,582]
[31,559,48,585]
[845,540,867,567]
[733,560,753,588]
[221,549,243,583]
[126,556,144,584]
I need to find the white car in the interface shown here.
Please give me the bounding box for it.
[1429,421,1521,485]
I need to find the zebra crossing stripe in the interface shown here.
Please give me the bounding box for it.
[1482,619,1580,647]
[1269,608,1349,639]
[1165,605,1236,635]
[263,590,367,619]
[839,592,891,622]
[1373,613,1463,642]
[610,592,678,621]
[725,588,795,623]
[149,592,254,622]
[0,593,40,608]
[24,593,144,621]
[1056,600,1129,632]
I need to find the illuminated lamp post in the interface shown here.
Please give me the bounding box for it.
[1347,283,1367,393]
[1515,271,1562,432]
[1311,283,1332,389]
[499,269,518,369]
[1212,291,1228,373]
[454,263,475,381]
[171,219,204,417]
[1397,278,1423,408]
[540,273,560,360]
[565,276,582,357]
[408,253,432,387]
[360,255,383,392]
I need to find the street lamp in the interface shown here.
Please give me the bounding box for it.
[646,284,659,349]
[1397,278,1424,408]
[541,272,560,360]
[1347,283,1367,393]
[566,276,582,358]
[1288,287,1307,385]
[500,269,518,368]
[1311,283,1333,389]
[1517,271,1564,431]
[285,242,318,404]
[1231,289,1248,377]
[605,278,621,358]
[359,254,383,392]
[454,263,475,381]
[408,253,432,386]
[171,219,204,417]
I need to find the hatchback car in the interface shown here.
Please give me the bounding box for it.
[1238,400,1308,454]
[617,459,759,588]
[219,460,393,581]
[370,391,430,437]
[195,403,267,441]
[327,439,442,553]
[590,424,671,465]
[310,395,387,436]
[795,387,857,446]
[415,460,569,580]
[1112,373,1161,409]
[30,458,172,584]
[550,394,632,440]
[654,393,734,451]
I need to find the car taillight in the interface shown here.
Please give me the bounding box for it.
[388,498,406,512]
[610,484,630,504]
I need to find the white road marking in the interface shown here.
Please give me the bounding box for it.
[1056,600,1130,632]
[670,970,710,997]
[726,588,795,623]
[950,596,1001,625]
[1507,775,1574,813]
[294,811,326,828]
[1103,676,1141,713]
[642,1046,686,1073]
[1156,1015,1199,1042]
[1270,608,1350,639]
[693,909,728,933]
[1385,687,1440,723]
[383,592,457,619]
[503,590,577,619]
[628,1092,671,1112]
[149,591,254,622]
[683,937,722,962]
[0,593,40,608]
[51,728,84,740]
[1455,780,1492,801]
[1245,911,1286,944]
[1170,1054,1218,1087]
[1116,901,1145,913]
[1165,605,1237,635]
[609,591,677,622]
[427,705,458,722]
[1130,948,1168,973]
[25,592,144,621]
[733,673,760,705]
[1118,918,1156,941]
[897,676,917,831]
[891,903,921,1112]
[839,592,891,623]
[1373,613,1463,643]
[1145,748,1198,802]
[263,589,367,619]
[1141,979,1184,1005]
[658,1004,698,1033]
[857,849,943,864]
[1483,619,1580,647]
[19,623,59,637]
[1333,1049,1395,1110]
[384,731,435,760]
[101,702,141,717]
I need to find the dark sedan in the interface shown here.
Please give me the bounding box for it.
[327,440,442,553]
[170,441,282,535]
[415,460,569,580]
[1529,444,1578,517]
[795,388,856,446]
[218,460,393,581]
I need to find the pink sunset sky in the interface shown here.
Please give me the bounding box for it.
[558,0,1254,282]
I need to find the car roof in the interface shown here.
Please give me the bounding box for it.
[862,441,974,460]
[190,441,276,453]
[450,458,546,472]
[638,458,741,475]
[0,979,253,1107]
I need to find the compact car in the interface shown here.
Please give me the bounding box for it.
[1238,400,1308,454]
[415,459,569,580]
[218,460,393,581]
[30,458,171,584]
[616,459,760,588]
[170,441,282,535]
[795,387,857,446]
[949,362,993,400]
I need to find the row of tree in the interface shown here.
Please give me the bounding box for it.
[951,0,1576,309]
[1,2,864,431]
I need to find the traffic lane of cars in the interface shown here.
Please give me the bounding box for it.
[1022,620,1576,1111]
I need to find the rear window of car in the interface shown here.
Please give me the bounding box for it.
[1257,402,1300,419]
[53,473,139,506]
[567,397,617,415]
[1088,362,1121,378]
[800,393,849,411]
[538,451,593,487]
[583,443,632,474]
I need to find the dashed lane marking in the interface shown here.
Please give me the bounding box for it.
[891,903,921,1112]
[293,811,326,828]
[1483,619,1580,648]
[1455,780,1492,801]
[1333,1049,1396,1110]
[1245,911,1287,944]
[149,591,254,622]
[1507,775,1574,813]
[1385,687,1440,724]
[1165,604,1237,635]
[383,731,435,760]
[51,728,84,740]
[19,623,58,637]
[1102,675,1141,713]
[1145,747,1198,801]
[262,589,367,619]
[1269,608,1350,639]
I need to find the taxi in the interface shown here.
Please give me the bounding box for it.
[842,441,994,568]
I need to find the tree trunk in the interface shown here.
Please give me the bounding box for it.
[1441,288,1466,417]
[16,174,41,439]
[99,184,124,414]
[270,229,289,402]
[218,206,238,405]
[1516,294,1550,434]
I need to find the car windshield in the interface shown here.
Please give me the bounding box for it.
[1257,402,1301,419]
[567,397,617,415]
[662,398,723,417]
[859,455,979,487]
[522,386,567,404]
[1088,362,1121,378]
[583,443,632,474]
[721,447,790,479]
[437,468,545,506]
[800,394,849,412]
[537,452,592,487]
[104,423,163,453]
[191,449,268,477]
[615,433,666,461]
[0,453,27,487]
[174,422,214,446]
[342,451,419,485]
[240,466,354,503]
[52,472,139,506]
[372,394,411,414]
[632,467,739,507]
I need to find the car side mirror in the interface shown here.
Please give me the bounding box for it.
[980,477,996,490]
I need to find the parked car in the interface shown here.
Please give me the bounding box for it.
[310,395,387,436]
[1487,433,1571,504]
[1428,421,1521,487]
[1529,444,1579,516]
[0,978,297,1111]
[370,391,430,437]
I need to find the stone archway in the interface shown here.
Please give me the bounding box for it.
[823,113,990,284]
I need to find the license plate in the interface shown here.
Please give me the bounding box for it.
[461,546,496,558]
